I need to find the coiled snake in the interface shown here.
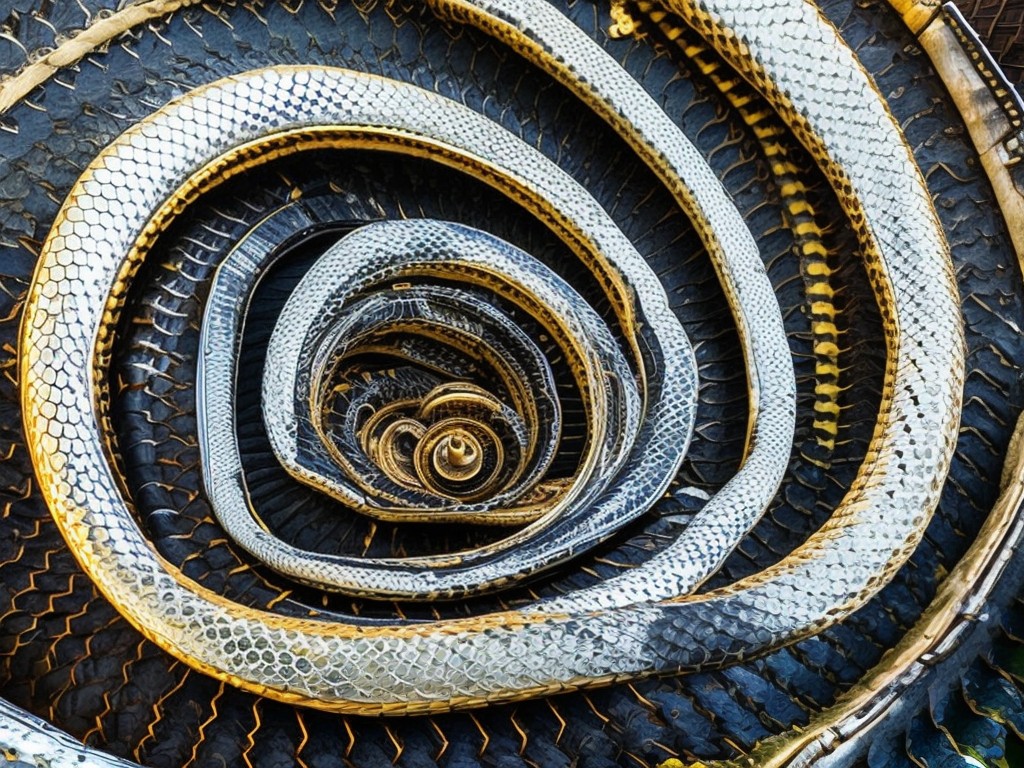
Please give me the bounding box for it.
[5,0,1021,764]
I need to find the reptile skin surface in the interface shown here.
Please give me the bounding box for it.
[1,0,1024,766]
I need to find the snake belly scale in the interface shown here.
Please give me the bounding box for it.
[16,0,963,719]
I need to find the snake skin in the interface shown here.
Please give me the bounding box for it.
[12,0,961,717]
[0,698,134,768]
[4,0,1019,765]
[205,209,692,597]
[253,218,684,598]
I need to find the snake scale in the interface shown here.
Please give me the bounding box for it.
[13,0,962,717]
[7,0,1014,764]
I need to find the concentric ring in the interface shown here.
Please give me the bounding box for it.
[16,0,962,719]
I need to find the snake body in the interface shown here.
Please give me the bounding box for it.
[651,16,842,461]
[197,150,696,598]
[16,0,962,721]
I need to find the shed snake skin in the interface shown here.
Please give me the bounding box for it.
[8,0,968,749]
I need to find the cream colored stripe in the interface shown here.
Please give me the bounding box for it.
[0,0,200,115]
[908,7,1024,263]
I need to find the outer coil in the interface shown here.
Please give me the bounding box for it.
[3,0,1021,765]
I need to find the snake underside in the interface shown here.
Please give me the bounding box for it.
[1,0,1024,766]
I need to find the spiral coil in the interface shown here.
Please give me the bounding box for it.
[2,0,1023,765]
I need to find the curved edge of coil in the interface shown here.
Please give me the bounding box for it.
[677,5,1024,767]
[913,2,1024,265]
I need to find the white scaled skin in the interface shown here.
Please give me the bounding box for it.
[16,0,961,733]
